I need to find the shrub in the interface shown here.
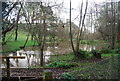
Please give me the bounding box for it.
[84,53,92,60]
[91,50,101,59]
[111,48,120,53]
[93,40,99,43]
[47,61,76,68]
[80,40,90,44]
[116,44,120,48]
[78,49,86,58]
[100,48,111,53]
[79,49,86,54]
[116,40,120,43]
[74,49,91,59]
[80,50,91,59]
[60,73,76,79]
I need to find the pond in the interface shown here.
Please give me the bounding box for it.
[1,42,106,68]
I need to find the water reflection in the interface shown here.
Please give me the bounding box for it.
[1,42,106,68]
[81,44,96,51]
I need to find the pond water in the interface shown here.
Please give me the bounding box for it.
[1,42,106,68]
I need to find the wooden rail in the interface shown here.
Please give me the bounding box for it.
[0,56,25,59]
[0,56,25,78]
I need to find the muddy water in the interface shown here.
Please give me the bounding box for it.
[1,42,106,68]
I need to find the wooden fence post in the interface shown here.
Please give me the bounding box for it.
[43,70,52,81]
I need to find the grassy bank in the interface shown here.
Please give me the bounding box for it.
[47,52,119,79]
[1,31,37,53]
[2,40,37,53]
[1,30,60,53]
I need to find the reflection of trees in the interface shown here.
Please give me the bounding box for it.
[21,2,64,66]
[25,53,30,67]
[2,59,6,68]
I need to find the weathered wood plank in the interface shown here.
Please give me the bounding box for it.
[0,56,25,59]
[0,56,25,78]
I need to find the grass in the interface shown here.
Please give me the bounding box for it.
[1,30,61,54]
[2,31,119,79]
[1,31,37,53]
[2,40,36,53]
[80,40,108,45]
[69,55,119,79]
[49,50,119,66]
[48,51,119,79]
[49,52,97,70]
[49,52,74,62]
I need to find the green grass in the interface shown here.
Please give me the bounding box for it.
[49,51,118,66]
[80,40,90,44]
[49,52,74,62]
[2,40,37,53]
[5,30,28,41]
[49,52,96,69]
[2,31,38,53]
[68,55,119,79]
[102,53,119,57]
[48,51,119,79]
[1,30,61,54]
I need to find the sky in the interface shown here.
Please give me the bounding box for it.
[59,0,105,26]
[2,0,119,33]
[3,0,118,26]
[56,0,119,31]
[59,0,120,22]
[59,0,119,26]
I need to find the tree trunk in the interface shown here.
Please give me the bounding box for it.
[31,32,34,40]
[40,15,46,66]
[111,2,115,49]
[23,34,29,48]
[15,4,22,41]
[40,48,44,66]
[69,0,76,54]
[75,0,88,57]
[2,33,6,42]
[75,0,83,55]
[15,24,18,41]
[117,1,120,41]
[69,0,88,58]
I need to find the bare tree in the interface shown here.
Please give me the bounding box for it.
[117,1,120,41]
[111,1,116,49]
[69,0,75,55]
[93,1,118,49]
[20,1,63,66]
[15,3,22,41]
[69,0,88,58]
[2,2,19,42]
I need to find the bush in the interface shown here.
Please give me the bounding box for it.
[100,48,111,53]
[111,48,120,53]
[78,49,86,58]
[60,73,76,79]
[116,40,120,43]
[116,44,120,48]
[84,53,92,60]
[74,49,91,59]
[80,50,91,59]
[100,47,120,54]
[47,61,76,68]
[80,40,90,44]
[93,40,99,43]
[79,49,86,54]
[91,50,101,59]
